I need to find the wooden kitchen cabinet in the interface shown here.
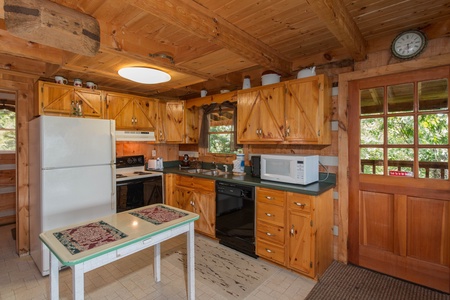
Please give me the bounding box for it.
[256,186,333,279]
[169,175,216,237]
[287,189,333,279]
[36,81,104,118]
[184,105,199,144]
[256,187,287,265]
[105,91,158,131]
[284,74,331,145]
[157,101,185,143]
[237,83,285,143]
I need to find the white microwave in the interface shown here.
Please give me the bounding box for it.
[260,154,319,185]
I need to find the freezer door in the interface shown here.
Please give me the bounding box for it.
[37,116,115,169]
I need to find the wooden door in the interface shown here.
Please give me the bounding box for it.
[237,84,285,143]
[133,97,158,131]
[184,105,199,144]
[192,191,215,237]
[164,101,185,143]
[285,75,331,144]
[348,66,450,293]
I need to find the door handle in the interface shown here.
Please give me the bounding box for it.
[265,213,273,217]
[293,202,306,207]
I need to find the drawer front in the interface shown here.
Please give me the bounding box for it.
[256,238,285,265]
[256,202,285,226]
[256,222,284,244]
[287,193,312,213]
[176,175,215,191]
[257,187,285,206]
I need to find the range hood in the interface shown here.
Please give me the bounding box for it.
[115,130,156,142]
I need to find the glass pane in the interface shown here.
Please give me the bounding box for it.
[419,79,448,111]
[0,130,16,151]
[360,148,384,174]
[387,83,414,113]
[418,148,448,179]
[209,133,233,153]
[418,114,448,145]
[360,118,384,145]
[360,87,384,115]
[387,116,414,144]
[387,148,414,177]
[208,109,233,129]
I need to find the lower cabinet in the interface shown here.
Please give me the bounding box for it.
[166,174,216,238]
[256,187,334,279]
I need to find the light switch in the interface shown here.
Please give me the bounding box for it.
[152,150,156,156]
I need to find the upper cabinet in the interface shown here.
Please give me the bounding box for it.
[105,92,158,131]
[184,105,199,144]
[237,82,285,143]
[157,101,185,143]
[285,75,331,144]
[36,81,104,118]
[237,75,331,145]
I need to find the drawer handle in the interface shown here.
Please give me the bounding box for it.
[294,202,306,207]
[265,232,275,236]
[290,225,295,236]
[265,213,274,217]
[265,196,274,200]
[265,248,273,253]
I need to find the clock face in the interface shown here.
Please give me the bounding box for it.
[391,30,427,59]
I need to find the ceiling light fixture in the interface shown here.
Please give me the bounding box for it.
[118,67,171,84]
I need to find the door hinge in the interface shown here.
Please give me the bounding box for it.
[310,261,313,268]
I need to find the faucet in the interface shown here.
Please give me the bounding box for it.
[223,165,228,173]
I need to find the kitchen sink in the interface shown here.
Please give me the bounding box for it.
[184,168,228,176]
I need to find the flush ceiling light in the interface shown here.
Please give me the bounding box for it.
[118,67,171,84]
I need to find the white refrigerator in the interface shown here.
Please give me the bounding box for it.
[29,115,116,276]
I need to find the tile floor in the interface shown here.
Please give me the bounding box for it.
[0,224,316,299]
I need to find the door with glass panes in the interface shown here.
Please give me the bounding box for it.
[348,66,450,293]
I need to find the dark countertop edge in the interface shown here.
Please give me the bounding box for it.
[154,162,336,196]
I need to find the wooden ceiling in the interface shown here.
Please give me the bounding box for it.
[0,0,449,100]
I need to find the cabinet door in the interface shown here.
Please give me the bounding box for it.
[192,191,216,237]
[285,75,331,144]
[237,84,285,143]
[158,101,185,143]
[288,210,314,277]
[38,81,103,118]
[172,185,194,212]
[106,92,157,130]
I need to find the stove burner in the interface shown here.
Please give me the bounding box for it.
[134,171,151,175]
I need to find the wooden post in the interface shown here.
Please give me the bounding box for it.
[4,0,100,56]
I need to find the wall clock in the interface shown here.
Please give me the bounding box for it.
[391,30,427,60]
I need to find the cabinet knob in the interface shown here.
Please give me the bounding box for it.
[265,196,274,200]
[290,225,295,236]
[265,248,273,253]
[294,202,306,207]
[265,232,275,236]
[286,126,290,136]
[265,213,273,217]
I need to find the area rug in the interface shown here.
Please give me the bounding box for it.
[163,235,276,299]
[53,220,128,255]
[305,261,450,300]
[129,205,187,225]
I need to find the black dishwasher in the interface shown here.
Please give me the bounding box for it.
[215,181,257,258]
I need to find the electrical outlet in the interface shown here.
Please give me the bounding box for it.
[152,150,156,157]
[332,225,339,236]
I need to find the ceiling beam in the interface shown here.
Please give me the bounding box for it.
[126,0,292,76]
[306,0,367,61]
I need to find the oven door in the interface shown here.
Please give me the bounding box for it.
[116,176,163,212]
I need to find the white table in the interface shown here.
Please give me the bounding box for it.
[39,204,199,300]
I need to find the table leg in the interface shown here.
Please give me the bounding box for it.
[72,264,85,300]
[187,222,195,300]
[49,251,59,299]
[154,243,161,282]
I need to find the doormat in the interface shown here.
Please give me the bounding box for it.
[53,220,128,255]
[163,235,276,299]
[305,261,450,300]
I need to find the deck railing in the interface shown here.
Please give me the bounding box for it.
[361,159,448,179]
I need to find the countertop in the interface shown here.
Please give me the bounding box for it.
[152,163,336,196]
